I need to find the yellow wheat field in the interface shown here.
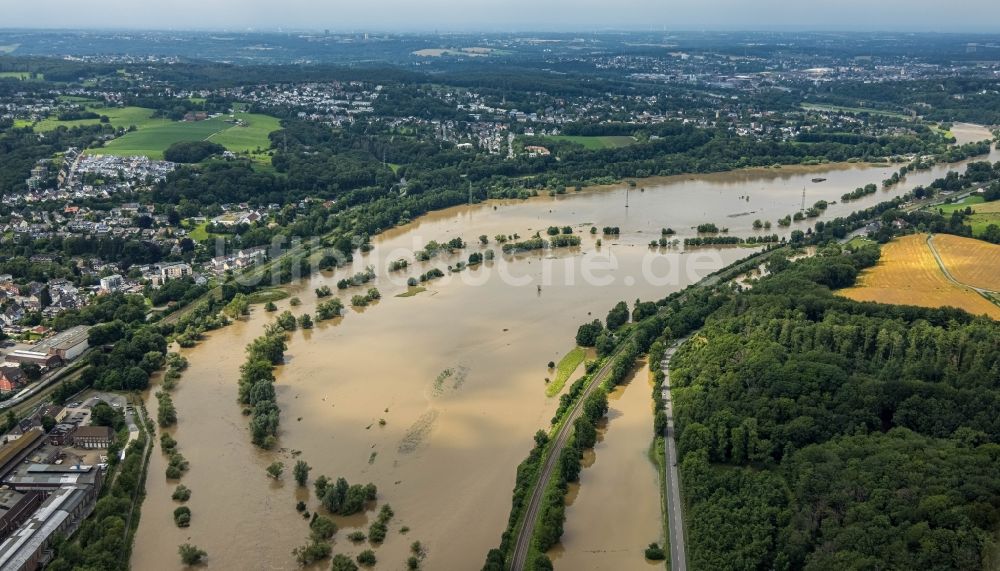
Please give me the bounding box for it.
[932,234,1000,292]
[841,234,1000,319]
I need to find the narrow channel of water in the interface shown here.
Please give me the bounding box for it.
[548,363,662,570]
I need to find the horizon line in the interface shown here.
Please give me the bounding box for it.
[2,26,1000,35]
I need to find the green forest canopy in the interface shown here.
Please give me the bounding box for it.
[670,248,1000,570]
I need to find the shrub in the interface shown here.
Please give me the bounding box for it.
[347,530,367,543]
[331,554,359,571]
[172,485,191,502]
[173,506,191,527]
[178,543,206,565]
[356,549,377,567]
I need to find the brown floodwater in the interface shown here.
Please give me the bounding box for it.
[131,124,998,570]
[548,363,662,570]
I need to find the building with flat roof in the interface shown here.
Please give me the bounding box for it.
[98,274,123,293]
[158,262,191,280]
[4,464,102,496]
[33,326,90,362]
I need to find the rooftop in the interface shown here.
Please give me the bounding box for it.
[0,486,87,570]
[34,325,90,353]
[71,426,111,439]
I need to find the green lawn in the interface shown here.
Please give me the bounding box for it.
[845,236,875,249]
[185,221,218,242]
[801,103,908,119]
[546,346,587,397]
[530,135,636,150]
[93,112,280,159]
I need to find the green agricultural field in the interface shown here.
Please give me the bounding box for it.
[206,113,281,153]
[934,195,984,214]
[96,120,224,158]
[93,112,280,159]
[0,44,20,54]
[533,135,636,150]
[58,95,101,104]
[932,196,1000,236]
[0,71,41,80]
[33,106,167,132]
[967,204,1000,236]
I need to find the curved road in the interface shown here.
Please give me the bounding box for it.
[510,337,632,571]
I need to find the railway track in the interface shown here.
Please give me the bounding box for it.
[509,337,631,570]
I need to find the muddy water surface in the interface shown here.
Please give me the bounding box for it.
[549,363,661,570]
[131,125,998,570]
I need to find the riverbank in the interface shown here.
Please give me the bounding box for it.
[130,124,998,570]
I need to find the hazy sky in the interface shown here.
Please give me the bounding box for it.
[4,0,1000,32]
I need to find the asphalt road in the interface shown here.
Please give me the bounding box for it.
[661,341,688,571]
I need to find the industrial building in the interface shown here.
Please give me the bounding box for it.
[0,485,95,570]
[32,326,90,362]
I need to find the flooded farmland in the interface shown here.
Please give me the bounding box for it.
[131,124,998,570]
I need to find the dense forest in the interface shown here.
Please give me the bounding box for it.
[670,248,1000,570]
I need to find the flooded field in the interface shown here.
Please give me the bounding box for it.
[131,125,998,570]
[548,363,662,570]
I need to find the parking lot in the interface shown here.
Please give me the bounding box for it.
[57,391,128,426]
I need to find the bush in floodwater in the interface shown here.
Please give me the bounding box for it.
[347,530,366,543]
[356,549,377,567]
[173,506,191,527]
[172,485,191,502]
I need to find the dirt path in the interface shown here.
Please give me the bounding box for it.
[926,234,1000,309]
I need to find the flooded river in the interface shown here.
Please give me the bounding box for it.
[548,363,662,570]
[131,124,997,569]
